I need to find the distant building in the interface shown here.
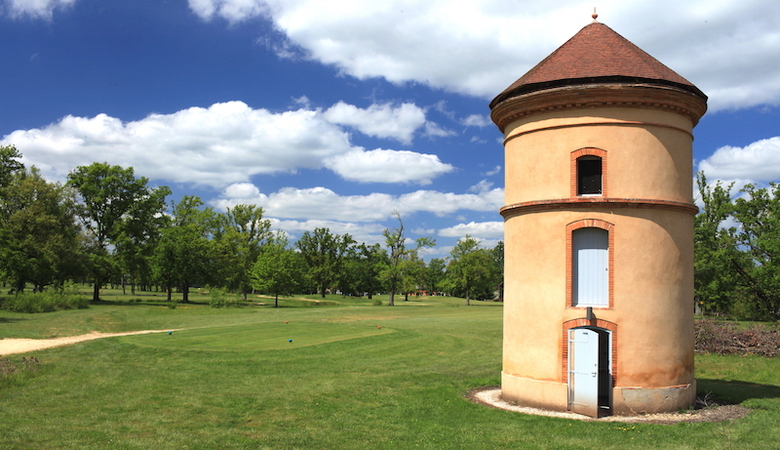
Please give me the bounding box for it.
[489,15,707,417]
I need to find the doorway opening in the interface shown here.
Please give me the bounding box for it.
[567,327,612,417]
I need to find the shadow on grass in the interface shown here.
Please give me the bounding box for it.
[0,317,27,323]
[88,299,209,307]
[698,378,780,404]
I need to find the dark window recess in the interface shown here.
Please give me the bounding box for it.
[577,158,602,195]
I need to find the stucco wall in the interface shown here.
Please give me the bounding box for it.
[503,108,694,205]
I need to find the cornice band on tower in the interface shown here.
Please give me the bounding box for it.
[500,198,699,218]
[491,83,708,133]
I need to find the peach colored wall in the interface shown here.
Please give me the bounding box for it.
[503,209,694,381]
[500,104,698,414]
[503,108,694,205]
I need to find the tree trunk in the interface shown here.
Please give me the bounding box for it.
[92,280,100,302]
[275,292,279,308]
[166,285,172,302]
[182,283,189,303]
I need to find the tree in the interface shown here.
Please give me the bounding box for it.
[398,250,426,301]
[114,181,170,295]
[251,232,303,307]
[444,236,495,305]
[151,196,216,303]
[0,145,24,190]
[353,243,387,299]
[381,212,435,306]
[490,241,505,301]
[213,205,272,301]
[296,228,356,298]
[694,172,741,315]
[423,258,447,294]
[67,163,169,302]
[0,168,84,292]
[730,182,780,319]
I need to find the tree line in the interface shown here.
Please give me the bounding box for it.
[695,172,780,320]
[0,145,504,306]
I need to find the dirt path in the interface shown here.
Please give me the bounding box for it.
[0,330,178,356]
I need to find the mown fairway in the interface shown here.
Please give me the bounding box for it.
[1,293,779,449]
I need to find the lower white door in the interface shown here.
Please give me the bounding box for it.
[568,328,599,417]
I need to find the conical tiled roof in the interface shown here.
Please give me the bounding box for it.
[489,21,706,109]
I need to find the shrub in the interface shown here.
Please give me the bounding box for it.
[0,284,88,313]
[208,287,243,308]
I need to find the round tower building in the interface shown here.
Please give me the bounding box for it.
[490,18,707,416]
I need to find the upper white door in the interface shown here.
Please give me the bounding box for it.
[572,228,609,307]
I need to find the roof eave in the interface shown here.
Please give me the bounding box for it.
[489,75,707,110]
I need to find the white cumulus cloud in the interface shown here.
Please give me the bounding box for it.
[438,221,504,239]
[187,0,268,23]
[188,0,780,111]
[324,149,454,185]
[462,114,492,128]
[211,184,505,222]
[323,101,427,145]
[2,100,454,188]
[5,0,75,19]
[267,218,386,245]
[698,136,780,182]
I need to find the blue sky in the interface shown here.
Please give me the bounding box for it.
[1,0,779,259]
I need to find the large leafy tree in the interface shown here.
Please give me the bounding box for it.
[730,182,780,319]
[151,196,216,303]
[694,172,742,315]
[296,227,356,298]
[114,183,171,294]
[444,236,496,305]
[348,243,387,299]
[423,258,447,295]
[67,163,169,302]
[213,205,271,301]
[398,250,426,301]
[694,172,780,319]
[0,167,84,292]
[381,212,435,306]
[251,232,304,307]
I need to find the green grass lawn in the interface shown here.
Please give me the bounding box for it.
[1,291,779,449]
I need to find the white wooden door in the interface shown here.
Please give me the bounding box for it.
[568,328,599,418]
[572,228,609,307]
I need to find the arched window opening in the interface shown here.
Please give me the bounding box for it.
[577,156,602,195]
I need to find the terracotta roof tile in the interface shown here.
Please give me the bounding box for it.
[490,22,706,108]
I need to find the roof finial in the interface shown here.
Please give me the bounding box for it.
[592,7,599,22]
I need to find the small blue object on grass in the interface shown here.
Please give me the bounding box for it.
[288,339,293,343]
[168,331,173,335]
